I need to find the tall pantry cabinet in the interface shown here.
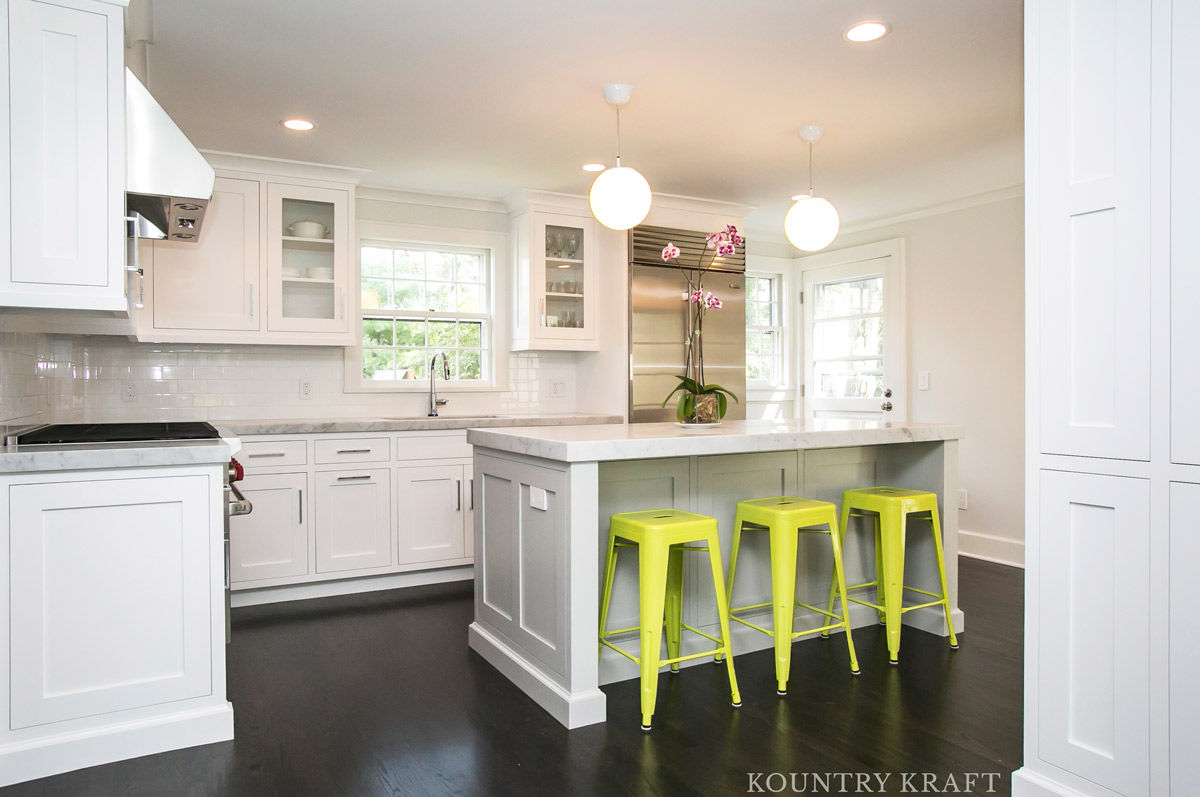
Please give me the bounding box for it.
[1017,1,1199,795]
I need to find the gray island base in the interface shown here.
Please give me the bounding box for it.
[466,420,966,728]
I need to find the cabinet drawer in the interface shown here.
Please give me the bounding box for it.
[395,433,471,460]
[315,437,390,464]
[241,440,307,466]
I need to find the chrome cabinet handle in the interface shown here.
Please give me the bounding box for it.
[336,448,371,454]
[249,283,255,318]
[337,475,371,482]
[456,479,462,511]
[247,451,285,458]
[298,488,303,524]
[224,538,231,590]
[539,298,545,326]
[340,288,346,319]
[881,401,893,412]
[469,478,474,510]
[883,388,893,398]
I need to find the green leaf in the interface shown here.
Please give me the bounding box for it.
[702,383,739,403]
[676,395,687,422]
[717,392,728,418]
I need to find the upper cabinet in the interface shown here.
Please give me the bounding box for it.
[0,0,127,311]
[510,194,598,351]
[138,155,364,346]
[265,182,351,336]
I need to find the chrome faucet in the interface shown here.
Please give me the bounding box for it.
[428,352,450,417]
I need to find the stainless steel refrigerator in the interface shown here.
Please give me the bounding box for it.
[628,225,747,423]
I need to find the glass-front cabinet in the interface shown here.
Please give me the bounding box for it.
[511,204,598,351]
[266,182,352,335]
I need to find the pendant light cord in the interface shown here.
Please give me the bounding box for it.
[808,142,814,197]
[615,105,622,167]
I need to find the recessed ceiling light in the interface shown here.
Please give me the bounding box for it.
[844,21,890,43]
[282,118,315,131]
[582,162,606,172]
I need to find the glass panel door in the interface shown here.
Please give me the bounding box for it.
[280,197,337,322]
[542,223,585,331]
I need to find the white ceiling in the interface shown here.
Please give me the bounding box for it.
[144,0,1023,238]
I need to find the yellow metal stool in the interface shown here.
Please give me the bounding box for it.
[726,497,860,695]
[598,509,741,731]
[827,487,958,664]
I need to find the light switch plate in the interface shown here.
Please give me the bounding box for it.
[530,486,549,511]
[918,371,930,390]
[958,489,969,510]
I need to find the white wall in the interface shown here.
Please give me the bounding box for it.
[746,195,1025,566]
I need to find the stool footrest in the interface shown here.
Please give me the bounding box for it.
[601,622,728,667]
[846,595,948,614]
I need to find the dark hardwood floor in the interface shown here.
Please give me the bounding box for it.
[4,558,1023,796]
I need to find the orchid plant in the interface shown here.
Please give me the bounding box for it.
[659,226,742,423]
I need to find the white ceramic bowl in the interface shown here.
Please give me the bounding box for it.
[308,266,334,281]
[288,220,327,239]
[282,266,303,278]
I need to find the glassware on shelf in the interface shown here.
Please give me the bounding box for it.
[545,231,554,258]
[567,233,578,258]
[553,232,565,258]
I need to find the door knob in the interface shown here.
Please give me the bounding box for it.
[881,401,893,412]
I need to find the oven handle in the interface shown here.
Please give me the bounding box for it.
[228,482,253,516]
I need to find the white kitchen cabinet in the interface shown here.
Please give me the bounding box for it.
[396,463,467,565]
[1170,481,1200,794]
[230,472,308,583]
[314,467,392,573]
[1172,0,1200,467]
[464,463,475,559]
[267,182,352,336]
[1,0,127,311]
[510,196,599,351]
[5,470,220,728]
[148,176,261,332]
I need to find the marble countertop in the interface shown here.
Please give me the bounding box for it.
[217,413,621,436]
[466,419,965,463]
[0,438,234,474]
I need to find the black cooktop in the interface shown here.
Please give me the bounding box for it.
[13,422,221,446]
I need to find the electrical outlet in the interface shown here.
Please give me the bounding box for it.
[300,381,313,400]
[550,381,565,397]
[958,489,969,510]
[918,371,930,390]
[122,381,137,402]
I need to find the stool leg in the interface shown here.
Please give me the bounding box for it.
[874,515,886,624]
[928,506,959,649]
[879,508,906,664]
[664,545,685,672]
[824,502,852,639]
[768,520,800,694]
[705,529,741,708]
[719,509,747,663]
[598,531,619,657]
[827,513,860,675]
[638,538,671,730]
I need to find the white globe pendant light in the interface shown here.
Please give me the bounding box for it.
[589,84,652,230]
[784,125,840,252]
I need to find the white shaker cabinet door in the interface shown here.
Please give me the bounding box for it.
[1172,0,1200,466]
[5,0,124,310]
[396,464,466,565]
[1037,469,1150,796]
[152,177,262,332]
[314,468,392,573]
[8,474,214,729]
[230,472,308,582]
[1035,0,1152,461]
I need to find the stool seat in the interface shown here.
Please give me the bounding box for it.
[727,496,859,694]
[833,486,958,664]
[599,509,741,730]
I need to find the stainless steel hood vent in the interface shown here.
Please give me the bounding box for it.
[629,225,747,273]
[125,68,214,242]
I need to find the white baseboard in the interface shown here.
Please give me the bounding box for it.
[958,528,1025,568]
[1011,767,1097,797]
[231,566,473,607]
[0,703,233,788]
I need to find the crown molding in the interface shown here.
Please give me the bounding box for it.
[200,150,371,184]
[356,185,509,214]
[838,185,1025,235]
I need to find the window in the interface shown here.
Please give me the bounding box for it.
[359,242,491,383]
[810,275,884,398]
[746,274,785,385]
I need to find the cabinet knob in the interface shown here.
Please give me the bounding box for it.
[881,401,893,412]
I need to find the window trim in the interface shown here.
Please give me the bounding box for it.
[344,221,510,393]
[745,270,790,390]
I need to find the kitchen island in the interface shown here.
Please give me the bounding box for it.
[466,419,965,728]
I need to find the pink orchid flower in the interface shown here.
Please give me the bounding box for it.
[705,231,722,250]
[716,242,735,257]
[661,243,680,261]
[689,289,704,304]
[705,292,723,309]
